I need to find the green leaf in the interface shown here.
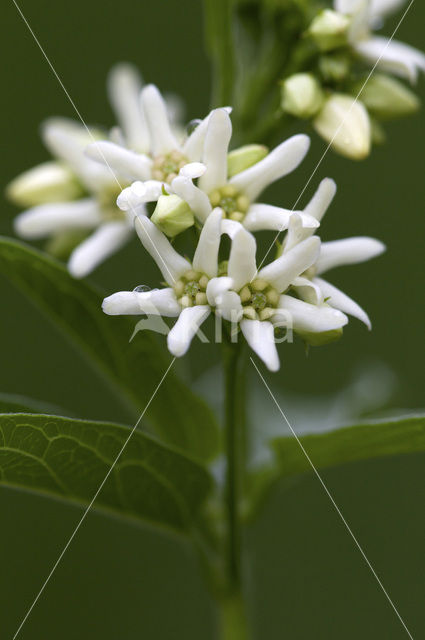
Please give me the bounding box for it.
[0,237,220,462]
[0,413,213,534]
[0,392,71,416]
[271,416,425,478]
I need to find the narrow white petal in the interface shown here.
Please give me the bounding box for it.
[292,276,324,305]
[141,84,178,155]
[259,236,320,293]
[243,203,319,233]
[221,218,243,239]
[68,221,132,278]
[198,109,232,194]
[167,306,210,357]
[193,208,223,277]
[314,277,371,328]
[179,162,206,179]
[85,141,151,181]
[102,288,180,317]
[216,291,243,322]
[277,295,348,332]
[206,276,234,306]
[14,199,103,239]
[171,176,212,222]
[241,319,280,372]
[355,36,425,83]
[183,107,232,161]
[303,178,337,223]
[228,227,257,291]
[316,237,385,274]
[117,180,163,211]
[284,213,310,252]
[369,0,407,21]
[107,63,149,152]
[229,134,310,201]
[134,215,191,284]
[334,0,363,13]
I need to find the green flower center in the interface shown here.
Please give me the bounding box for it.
[209,185,250,222]
[152,150,188,183]
[239,279,279,321]
[174,270,210,308]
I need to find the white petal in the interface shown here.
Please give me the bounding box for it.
[292,276,324,305]
[167,306,211,357]
[107,63,149,152]
[277,295,348,332]
[134,215,191,284]
[193,208,223,277]
[117,180,163,211]
[102,287,180,317]
[182,107,232,161]
[334,0,363,13]
[228,227,257,291]
[284,212,310,252]
[171,176,212,222]
[241,319,280,372]
[354,36,425,83]
[369,0,408,22]
[206,276,234,306]
[179,162,206,179]
[68,221,132,278]
[221,218,243,239]
[243,203,319,233]
[216,291,243,322]
[259,236,320,293]
[229,134,310,201]
[303,178,337,223]
[198,109,232,194]
[316,237,385,274]
[14,199,103,239]
[314,277,371,328]
[85,141,152,181]
[141,84,178,155]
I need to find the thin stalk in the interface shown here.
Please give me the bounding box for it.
[204,0,235,107]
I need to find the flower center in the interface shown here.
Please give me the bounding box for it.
[239,279,279,321]
[174,270,209,308]
[209,185,250,222]
[152,150,188,183]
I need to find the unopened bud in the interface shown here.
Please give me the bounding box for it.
[313,94,371,160]
[151,194,194,237]
[354,74,420,120]
[281,73,324,119]
[6,162,82,207]
[319,53,350,82]
[308,9,349,52]
[227,144,268,177]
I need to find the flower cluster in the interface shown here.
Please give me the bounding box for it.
[280,0,425,159]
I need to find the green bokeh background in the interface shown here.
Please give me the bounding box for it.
[1,1,424,638]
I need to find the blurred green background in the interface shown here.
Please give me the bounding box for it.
[1,0,424,638]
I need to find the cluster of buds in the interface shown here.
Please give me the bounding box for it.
[280,0,424,159]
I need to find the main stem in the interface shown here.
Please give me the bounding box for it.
[220,339,249,639]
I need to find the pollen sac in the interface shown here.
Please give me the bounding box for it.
[239,279,279,320]
[174,270,209,308]
[208,185,250,222]
[152,150,189,182]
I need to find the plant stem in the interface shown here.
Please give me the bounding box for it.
[204,0,235,107]
[219,590,249,640]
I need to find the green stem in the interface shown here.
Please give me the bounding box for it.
[219,591,250,640]
[204,0,235,107]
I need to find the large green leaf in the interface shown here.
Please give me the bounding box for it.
[272,415,425,477]
[0,237,219,462]
[0,413,213,534]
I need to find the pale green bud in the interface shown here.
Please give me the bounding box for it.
[281,73,324,119]
[151,194,195,237]
[354,74,420,120]
[313,94,371,161]
[319,53,350,82]
[297,327,343,346]
[227,144,269,177]
[6,161,83,207]
[308,9,350,52]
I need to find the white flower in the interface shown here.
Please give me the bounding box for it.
[117,109,317,237]
[9,64,154,278]
[334,0,425,83]
[274,177,386,328]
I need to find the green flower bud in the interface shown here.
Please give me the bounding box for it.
[319,53,350,82]
[281,73,324,119]
[227,144,269,177]
[6,162,83,207]
[308,9,350,52]
[151,194,195,238]
[313,94,371,160]
[353,74,420,120]
[297,327,343,346]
